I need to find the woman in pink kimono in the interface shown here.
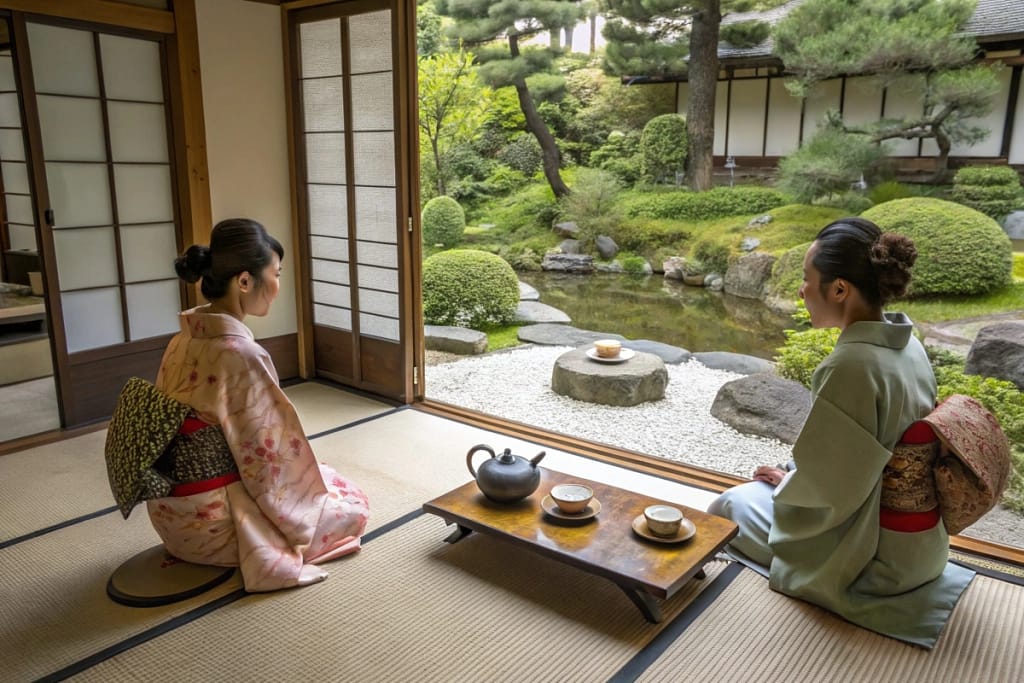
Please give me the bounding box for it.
[146,218,368,592]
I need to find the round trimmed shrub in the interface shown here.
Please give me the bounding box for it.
[861,198,1013,296]
[422,196,465,248]
[764,241,812,302]
[640,114,687,184]
[952,165,1024,220]
[421,249,519,328]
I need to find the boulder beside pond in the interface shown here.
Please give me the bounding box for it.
[710,372,812,444]
[965,321,1024,391]
[724,252,777,300]
[542,253,594,273]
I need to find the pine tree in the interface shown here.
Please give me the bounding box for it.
[435,0,585,198]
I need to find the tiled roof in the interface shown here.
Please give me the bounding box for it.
[715,0,1024,61]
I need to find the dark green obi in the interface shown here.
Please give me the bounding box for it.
[104,377,236,518]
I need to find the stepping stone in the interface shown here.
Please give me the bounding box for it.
[518,281,540,301]
[622,339,691,364]
[518,324,625,346]
[424,325,488,355]
[692,351,774,375]
[552,348,668,407]
[515,301,571,325]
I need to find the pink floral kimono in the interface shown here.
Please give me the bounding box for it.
[147,306,369,592]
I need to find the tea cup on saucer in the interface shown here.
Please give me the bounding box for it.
[644,505,683,537]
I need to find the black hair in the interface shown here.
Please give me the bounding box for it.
[174,218,283,300]
[812,217,918,308]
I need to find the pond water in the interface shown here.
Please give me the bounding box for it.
[519,272,796,360]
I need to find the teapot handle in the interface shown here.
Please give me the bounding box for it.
[466,444,496,479]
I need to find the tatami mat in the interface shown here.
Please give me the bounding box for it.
[282,381,394,435]
[74,516,728,683]
[636,568,1024,682]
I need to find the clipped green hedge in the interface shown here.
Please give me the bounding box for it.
[640,114,687,184]
[422,196,465,248]
[422,249,519,328]
[862,198,1013,296]
[623,187,789,221]
[952,165,1024,220]
[765,241,812,302]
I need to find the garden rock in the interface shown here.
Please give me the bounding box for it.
[518,324,625,347]
[706,275,724,291]
[693,351,774,375]
[663,256,685,280]
[595,261,625,273]
[964,321,1024,391]
[596,235,619,260]
[423,325,488,355]
[724,252,777,300]
[710,373,811,444]
[559,239,581,255]
[553,221,579,238]
[542,253,594,273]
[740,237,761,252]
[515,301,571,325]
[552,348,668,407]
[748,214,773,227]
[1003,210,1024,240]
[622,339,691,364]
[518,281,540,301]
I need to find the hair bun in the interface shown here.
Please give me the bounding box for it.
[174,244,212,284]
[870,233,917,301]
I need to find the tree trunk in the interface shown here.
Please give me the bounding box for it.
[509,34,570,198]
[564,25,574,52]
[589,13,597,54]
[687,0,721,192]
[431,135,445,195]
[933,129,952,183]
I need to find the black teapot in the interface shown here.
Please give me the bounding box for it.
[466,444,546,503]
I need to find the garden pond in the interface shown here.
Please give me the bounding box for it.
[518,272,796,360]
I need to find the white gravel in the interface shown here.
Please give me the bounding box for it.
[425,344,793,478]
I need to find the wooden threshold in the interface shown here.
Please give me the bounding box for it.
[414,398,1024,569]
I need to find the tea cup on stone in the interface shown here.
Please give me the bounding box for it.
[593,339,622,358]
[644,504,683,537]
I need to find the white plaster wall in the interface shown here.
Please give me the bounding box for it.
[727,79,766,155]
[801,79,842,142]
[881,74,924,157]
[195,0,296,339]
[842,75,883,127]
[764,77,801,156]
[1010,71,1024,165]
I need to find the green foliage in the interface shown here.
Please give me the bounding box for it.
[1014,254,1024,281]
[564,67,676,139]
[774,303,839,388]
[483,166,529,195]
[421,249,520,328]
[952,165,1024,221]
[497,134,543,176]
[422,196,466,247]
[720,20,771,49]
[862,198,1014,296]
[558,168,624,253]
[868,181,916,205]
[773,0,978,90]
[622,187,789,221]
[416,2,445,56]
[620,254,649,276]
[640,114,688,184]
[777,127,884,202]
[815,190,873,214]
[765,242,812,302]
[482,324,523,352]
[590,130,643,185]
[692,239,730,274]
[899,282,1024,323]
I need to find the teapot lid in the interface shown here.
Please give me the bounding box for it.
[498,448,516,464]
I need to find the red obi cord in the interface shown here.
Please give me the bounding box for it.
[879,506,940,532]
[169,416,240,496]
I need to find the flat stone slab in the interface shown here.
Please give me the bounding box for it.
[692,351,774,375]
[424,325,488,355]
[518,324,626,346]
[518,281,540,301]
[515,301,571,325]
[622,339,691,364]
[551,347,668,406]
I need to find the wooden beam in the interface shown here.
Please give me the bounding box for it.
[0,0,175,34]
[167,0,212,255]
[281,0,336,10]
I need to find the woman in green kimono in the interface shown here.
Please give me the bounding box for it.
[708,217,974,649]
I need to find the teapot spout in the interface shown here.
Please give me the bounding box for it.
[529,450,546,468]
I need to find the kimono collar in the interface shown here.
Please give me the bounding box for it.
[178,305,255,340]
[835,312,914,350]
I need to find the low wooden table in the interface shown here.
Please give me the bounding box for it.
[422,467,738,623]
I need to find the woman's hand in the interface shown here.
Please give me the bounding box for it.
[753,466,786,487]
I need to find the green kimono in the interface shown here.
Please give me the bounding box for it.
[710,314,975,648]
